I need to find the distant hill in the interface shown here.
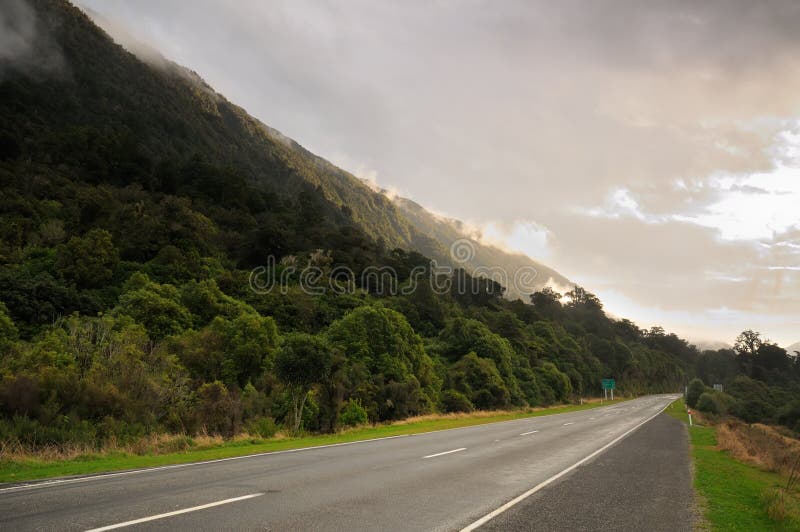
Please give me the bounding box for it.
[692,340,732,352]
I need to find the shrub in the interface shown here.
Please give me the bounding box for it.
[195,381,239,437]
[778,400,800,432]
[448,352,511,410]
[715,391,738,415]
[696,390,738,416]
[732,399,776,424]
[697,392,719,414]
[339,399,369,427]
[761,487,787,522]
[158,435,195,453]
[0,415,98,449]
[246,417,278,439]
[441,390,474,413]
[687,378,706,408]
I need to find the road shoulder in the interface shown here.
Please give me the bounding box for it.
[479,412,693,531]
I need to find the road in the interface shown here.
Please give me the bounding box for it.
[480,411,693,531]
[0,395,684,531]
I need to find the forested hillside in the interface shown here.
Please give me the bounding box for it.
[392,196,571,300]
[0,0,797,451]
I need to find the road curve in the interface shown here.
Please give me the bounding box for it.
[0,395,681,531]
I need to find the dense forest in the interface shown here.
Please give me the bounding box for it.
[0,0,798,450]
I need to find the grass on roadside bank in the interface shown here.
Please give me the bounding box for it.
[668,398,800,531]
[0,397,627,484]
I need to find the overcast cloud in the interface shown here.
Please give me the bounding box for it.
[76,0,800,346]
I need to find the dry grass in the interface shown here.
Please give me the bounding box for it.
[0,430,287,464]
[762,487,788,522]
[716,419,800,477]
[712,419,800,525]
[0,439,100,463]
[391,409,522,425]
[392,398,612,426]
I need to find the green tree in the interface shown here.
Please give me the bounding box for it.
[274,333,332,433]
[56,229,119,288]
[180,279,251,327]
[195,381,239,436]
[534,362,573,404]
[221,312,279,386]
[752,342,791,382]
[696,391,736,415]
[777,400,800,432]
[448,352,510,409]
[115,274,192,340]
[696,392,718,414]
[440,389,474,413]
[686,377,706,408]
[565,285,602,311]
[529,287,563,319]
[170,313,278,387]
[734,330,763,357]
[0,302,18,351]
[339,399,368,427]
[327,306,439,418]
[437,318,521,404]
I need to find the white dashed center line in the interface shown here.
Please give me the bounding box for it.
[423,448,467,459]
[85,493,264,531]
[519,430,539,436]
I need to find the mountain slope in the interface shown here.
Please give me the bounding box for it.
[1,0,568,302]
[1,0,416,248]
[393,196,571,299]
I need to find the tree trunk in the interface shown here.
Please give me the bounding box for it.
[291,387,308,434]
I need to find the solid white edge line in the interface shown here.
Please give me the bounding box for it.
[459,395,677,532]
[85,493,263,531]
[0,397,639,494]
[423,447,467,459]
[519,430,539,436]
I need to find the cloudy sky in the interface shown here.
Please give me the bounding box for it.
[75,0,800,347]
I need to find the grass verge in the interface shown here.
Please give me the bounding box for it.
[0,398,626,484]
[669,397,800,531]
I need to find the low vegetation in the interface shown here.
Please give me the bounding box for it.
[716,421,800,478]
[670,398,800,530]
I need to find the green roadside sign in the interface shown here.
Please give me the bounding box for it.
[601,378,616,390]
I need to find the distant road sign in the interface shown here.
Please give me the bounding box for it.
[601,379,616,390]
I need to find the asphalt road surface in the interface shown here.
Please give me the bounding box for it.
[479,411,693,531]
[0,395,687,531]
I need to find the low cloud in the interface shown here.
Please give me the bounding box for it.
[0,0,64,80]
